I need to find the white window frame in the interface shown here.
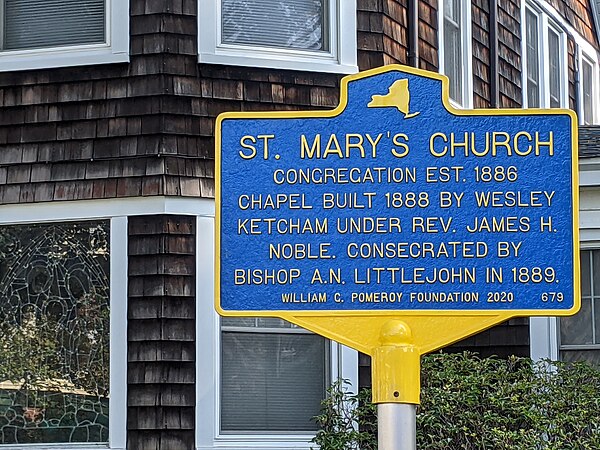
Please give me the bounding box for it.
[438,0,473,108]
[560,246,600,352]
[196,215,359,450]
[521,3,569,109]
[547,25,565,107]
[198,0,357,74]
[523,6,543,108]
[0,0,129,73]
[531,159,600,362]
[579,53,598,125]
[520,0,599,123]
[0,201,130,449]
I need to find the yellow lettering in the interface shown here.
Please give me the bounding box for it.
[300,134,321,158]
[391,133,410,158]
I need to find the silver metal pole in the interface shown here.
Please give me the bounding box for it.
[377,403,417,450]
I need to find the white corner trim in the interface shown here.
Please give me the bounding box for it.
[530,317,559,361]
[0,0,130,72]
[109,216,128,450]
[196,215,218,449]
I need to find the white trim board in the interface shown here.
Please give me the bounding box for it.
[0,196,215,225]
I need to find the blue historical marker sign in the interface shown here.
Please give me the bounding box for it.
[215,65,579,315]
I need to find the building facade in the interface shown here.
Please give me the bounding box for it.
[0,0,599,449]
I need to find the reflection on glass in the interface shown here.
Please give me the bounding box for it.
[582,61,594,125]
[220,317,327,433]
[4,0,105,51]
[548,29,561,108]
[561,349,600,367]
[561,299,593,345]
[525,10,540,107]
[222,0,327,51]
[581,250,591,297]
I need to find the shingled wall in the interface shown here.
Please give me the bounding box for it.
[357,0,439,71]
[128,215,196,450]
[547,0,600,46]
[0,0,213,204]
[5,0,593,204]
[497,0,524,107]
[473,0,492,107]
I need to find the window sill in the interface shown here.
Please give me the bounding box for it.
[0,45,129,73]
[199,51,357,75]
[198,436,315,450]
[0,444,118,450]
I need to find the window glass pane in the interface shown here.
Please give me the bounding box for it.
[3,0,105,51]
[221,328,327,432]
[561,349,600,367]
[561,299,593,345]
[221,317,299,329]
[548,29,561,108]
[593,249,600,295]
[221,317,259,328]
[582,60,594,125]
[221,317,308,333]
[0,221,110,444]
[595,298,600,344]
[581,250,591,298]
[221,0,327,51]
[444,0,460,22]
[443,2,462,103]
[525,10,540,107]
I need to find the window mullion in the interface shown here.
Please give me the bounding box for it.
[0,0,4,50]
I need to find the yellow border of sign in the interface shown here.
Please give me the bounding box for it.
[214,64,580,324]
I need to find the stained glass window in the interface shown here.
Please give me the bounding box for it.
[0,221,110,444]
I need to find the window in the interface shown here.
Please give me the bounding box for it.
[0,0,129,72]
[1,0,104,51]
[560,250,600,366]
[196,216,358,449]
[198,0,357,74]
[0,221,111,445]
[221,0,327,52]
[0,200,131,450]
[439,0,472,107]
[522,5,567,108]
[525,10,540,107]
[220,318,328,433]
[548,29,561,108]
[581,58,596,125]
